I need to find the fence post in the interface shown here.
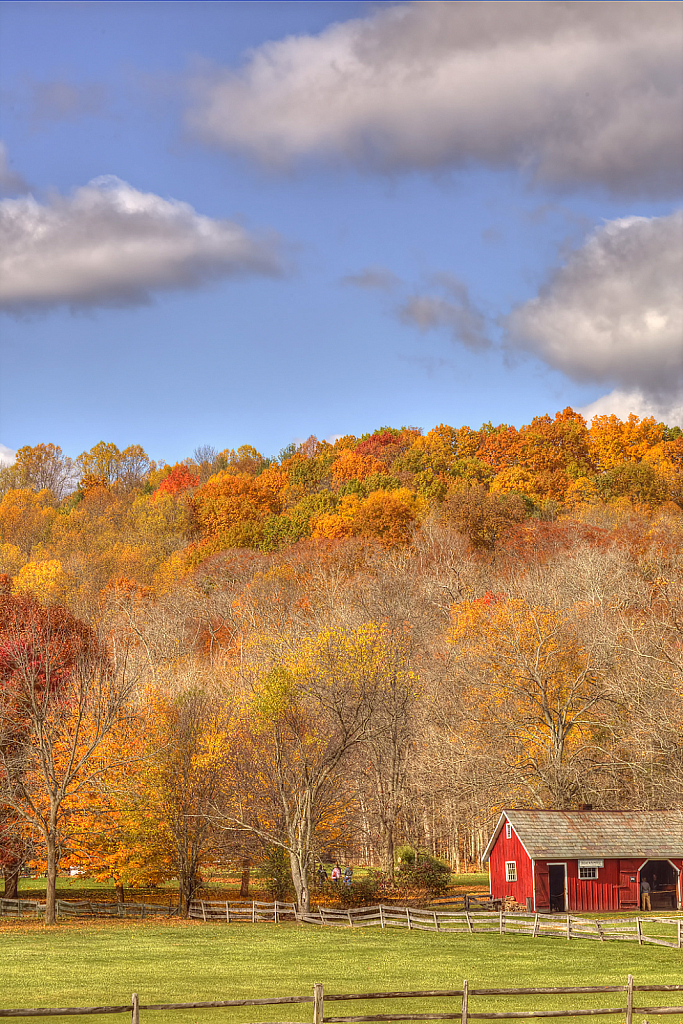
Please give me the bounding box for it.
[406,907,412,930]
[274,902,278,926]
[380,905,385,929]
[314,983,324,1024]
[461,980,468,1024]
[566,914,571,940]
[636,917,642,945]
[499,907,503,934]
[626,974,633,1024]
[131,992,139,1024]
[532,914,539,938]
[678,919,682,949]
[252,901,256,924]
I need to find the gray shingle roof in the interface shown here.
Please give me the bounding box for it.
[483,809,683,862]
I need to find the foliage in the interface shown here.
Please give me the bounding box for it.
[395,847,451,893]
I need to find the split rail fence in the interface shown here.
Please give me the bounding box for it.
[190,900,683,949]
[0,898,180,920]
[2,896,681,949]
[1,977,682,1021]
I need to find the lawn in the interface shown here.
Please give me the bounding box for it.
[0,920,679,1023]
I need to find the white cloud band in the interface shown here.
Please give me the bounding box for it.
[188,1,683,195]
[0,176,283,311]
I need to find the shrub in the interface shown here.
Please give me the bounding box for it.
[396,848,450,895]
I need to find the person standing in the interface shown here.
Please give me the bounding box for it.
[331,863,341,885]
[640,875,652,911]
[344,864,353,889]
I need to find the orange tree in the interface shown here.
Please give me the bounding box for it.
[73,683,235,913]
[0,589,135,923]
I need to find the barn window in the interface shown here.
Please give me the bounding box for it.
[579,865,598,880]
[505,822,511,839]
[505,861,517,882]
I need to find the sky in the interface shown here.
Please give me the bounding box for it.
[0,0,681,467]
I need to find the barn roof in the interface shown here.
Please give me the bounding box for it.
[482,809,683,863]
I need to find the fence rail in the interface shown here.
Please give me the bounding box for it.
[1,977,682,1021]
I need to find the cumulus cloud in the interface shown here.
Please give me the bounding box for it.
[578,389,683,427]
[188,1,683,195]
[399,274,490,350]
[0,176,284,311]
[0,143,29,195]
[0,444,16,467]
[341,266,399,290]
[506,211,683,404]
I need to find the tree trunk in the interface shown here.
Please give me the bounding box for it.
[290,851,310,913]
[240,858,251,898]
[4,861,20,900]
[44,829,58,925]
[384,825,395,883]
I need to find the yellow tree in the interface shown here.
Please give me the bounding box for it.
[448,595,616,807]
[224,624,394,912]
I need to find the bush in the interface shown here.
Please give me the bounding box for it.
[396,848,450,895]
[336,871,380,906]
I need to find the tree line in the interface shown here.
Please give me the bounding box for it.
[0,409,681,923]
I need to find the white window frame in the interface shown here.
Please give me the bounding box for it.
[505,860,517,883]
[505,822,512,840]
[578,865,598,880]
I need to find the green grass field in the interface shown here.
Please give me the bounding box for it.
[0,920,679,1023]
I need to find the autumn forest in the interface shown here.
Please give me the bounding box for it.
[1,409,681,922]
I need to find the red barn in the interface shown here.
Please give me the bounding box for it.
[482,809,683,912]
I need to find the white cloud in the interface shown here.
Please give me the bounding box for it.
[579,390,683,428]
[0,176,283,311]
[188,1,683,195]
[398,274,490,351]
[0,143,29,195]
[0,444,16,467]
[507,211,683,404]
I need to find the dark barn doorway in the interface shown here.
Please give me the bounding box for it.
[640,860,679,910]
[548,864,566,912]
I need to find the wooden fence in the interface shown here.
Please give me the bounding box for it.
[1,977,682,1021]
[3,896,681,949]
[0,897,180,920]
[188,899,298,923]
[189,900,683,949]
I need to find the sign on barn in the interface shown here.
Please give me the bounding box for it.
[482,809,683,912]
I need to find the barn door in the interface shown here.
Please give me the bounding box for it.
[534,863,550,910]
[619,861,639,908]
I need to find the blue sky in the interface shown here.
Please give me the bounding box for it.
[1,1,681,466]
